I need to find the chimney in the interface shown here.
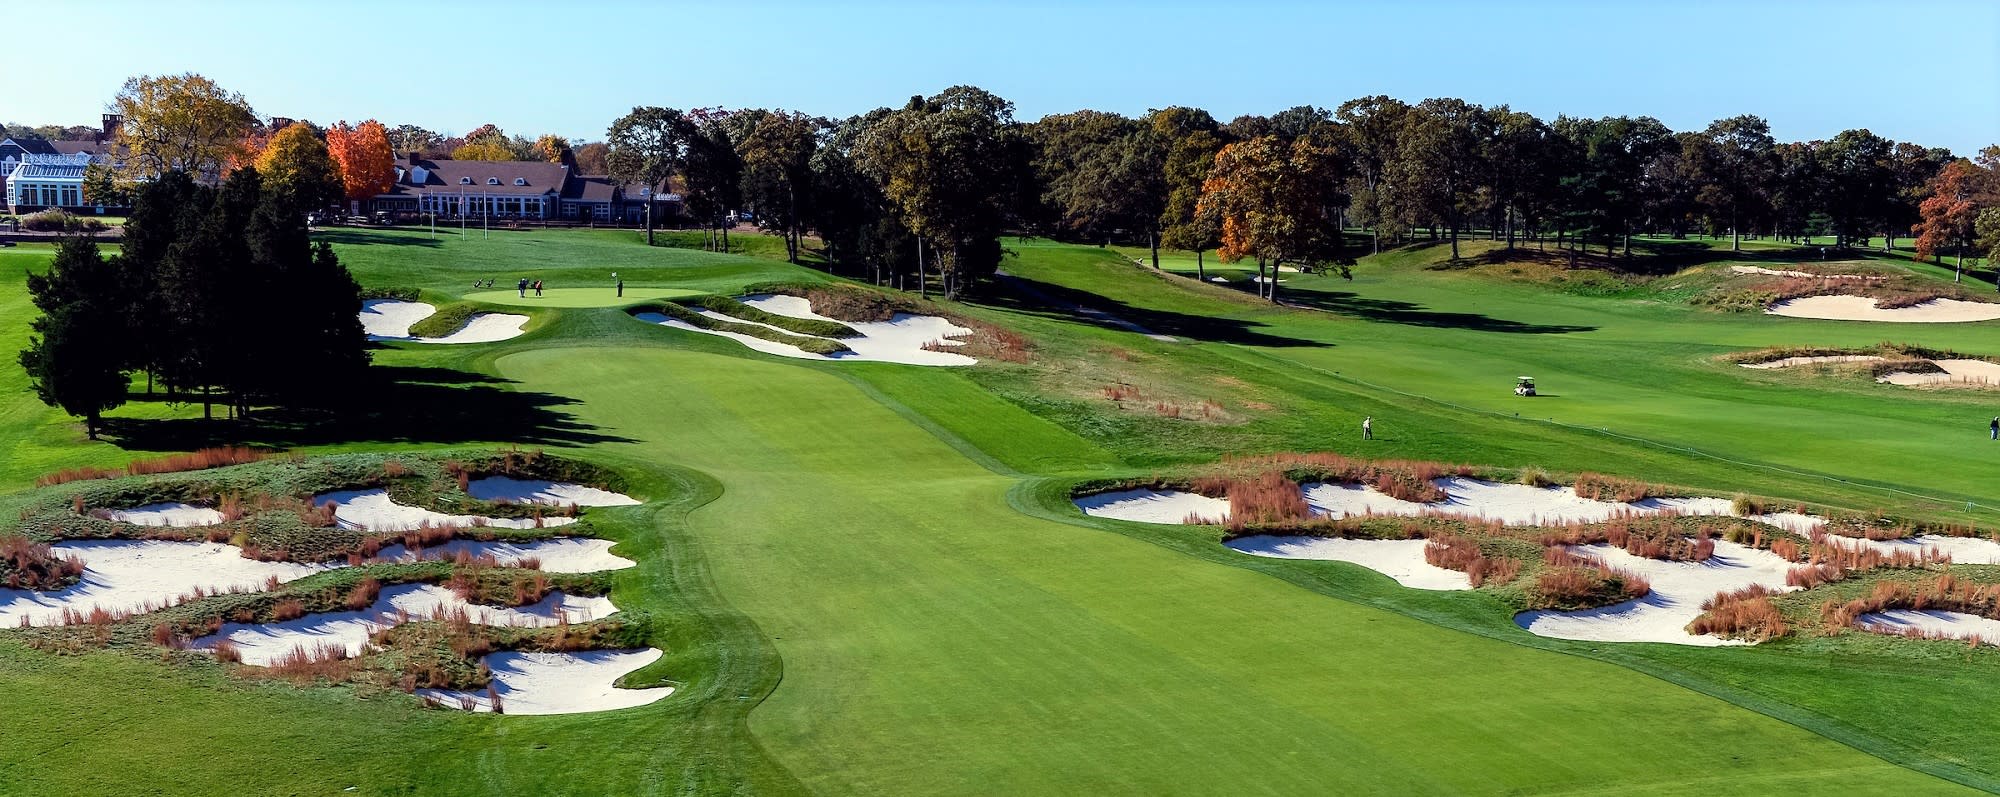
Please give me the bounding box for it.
[408,151,422,166]
[100,113,122,140]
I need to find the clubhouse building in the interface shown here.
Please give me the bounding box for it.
[1,116,127,214]
[367,155,676,223]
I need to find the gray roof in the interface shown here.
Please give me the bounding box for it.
[8,153,91,180]
[384,157,569,197]
[1,137,61,156]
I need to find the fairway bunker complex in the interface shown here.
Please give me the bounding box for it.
[416,648,674,715]
[638,293,976,366]
[190,583,618,665]
[360,299,529,343]
[0,540,334,627]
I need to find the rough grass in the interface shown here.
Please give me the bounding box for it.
[405,303,483,338]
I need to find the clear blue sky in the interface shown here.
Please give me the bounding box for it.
[10,0,1997,154]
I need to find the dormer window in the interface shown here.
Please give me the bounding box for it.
[459,177,472,185]
[487,177,500,185]
[513,177,527,186]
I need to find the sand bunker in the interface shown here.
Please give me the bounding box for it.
[1074,489,1230,524]
[314,489,576,532]
[1082,480,1826,534]
[1730,265,1881,280]
[0,541,333,627]
[1739,355,1886,369]
[1515,540,1795,645]
[416,648,674,715]
[360,300,528,343]
[1765,295,2000,323]
[641,294,976,366]
[1225,536,1471,590]
[190,583,615,665]
[1878,359,2000,386]
[1856,609,2000,645]
[466,477,639,507]
[104,502,225,527]
[371,537,634,574]
[1832,533,2000,564]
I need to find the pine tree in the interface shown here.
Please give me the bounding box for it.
[19,237,131,439]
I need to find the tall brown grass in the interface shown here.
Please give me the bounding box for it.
[0,535,86,590]
[126,446,270,476]
[1528,547,1652,610]
[1689,584,1789,640]
[1423,535,1521,587]
[1540,518,1716,562]
[1571,472,1661,503]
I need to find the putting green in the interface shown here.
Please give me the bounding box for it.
[465,287,706,307]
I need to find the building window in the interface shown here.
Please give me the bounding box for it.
[459,177,472,184]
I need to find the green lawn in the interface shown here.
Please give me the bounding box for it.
[465,287,708,307]
[6,226,2000,793]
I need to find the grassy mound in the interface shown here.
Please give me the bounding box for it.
[631,302,852,356]
[405,302,484,338]
[693,294,857,338]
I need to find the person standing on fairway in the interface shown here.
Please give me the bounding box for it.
[517,278,528,298]
[1991,417,1997,440]
[1362,416,1373,440]
[616,277,624,298]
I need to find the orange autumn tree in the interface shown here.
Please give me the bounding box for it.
[1912,158,1998,280]
[1195,133,1350,301]
[326,119,396,205]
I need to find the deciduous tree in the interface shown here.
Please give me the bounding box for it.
[606,106,693,245]
[255,122,342,213]
[326,120,396,206]
[110,72,257,184]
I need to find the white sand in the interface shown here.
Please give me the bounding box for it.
[1083,478,1826,532]
[1878,359,2000,386]
[1730,265,1881,280]
[1766,295,2000,323]
[742,295,977,366]
[190,583,616,665]
[1300,482,1436,518]
[1207,276,1231,283]
[314,489,576,532]
[1514,540,1795,646]
[466,477,639,507]
[416,313,528,344]
[1251,276,1287,284]
[360,299,437,339]
[417,648,674,715]
[1074,489,1230,524]
[1855,609,2000,645]
[1225,536,1471,590]
[361,300,527,343]
[371,537,635,574]
[1739,355,1885,369]
[642,296,978,366]
[0,541,333,627]
[104,502,225,527]
[1833,533,2000,564]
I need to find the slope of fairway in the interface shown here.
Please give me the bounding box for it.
[496,346,1966,795]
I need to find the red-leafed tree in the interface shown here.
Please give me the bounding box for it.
[326,120,396,205]
[1912,158,1997,280]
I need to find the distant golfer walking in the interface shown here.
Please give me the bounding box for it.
[1990,416,1997,440]
[1362,416,1373,440]
[517,278,529,298]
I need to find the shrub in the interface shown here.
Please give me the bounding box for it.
[20,209,108,233]
[360,286,423,301]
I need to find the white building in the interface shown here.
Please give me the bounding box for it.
[5,152,91,212]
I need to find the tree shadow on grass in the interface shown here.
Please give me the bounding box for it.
[982,272,1325,348]
[100,365,630,451]
[1281,289,1596,334]
[312,229,445,248]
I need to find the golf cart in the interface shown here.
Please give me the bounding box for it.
[1514,376,1537,397]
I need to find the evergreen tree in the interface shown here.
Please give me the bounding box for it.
[20,237,131,439]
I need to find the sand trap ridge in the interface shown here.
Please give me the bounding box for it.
[104,502,225,527]
[1739,355,1886,369]
[1514,540,1795,645]
[640,294,976,366]
[1730,265,1882,280]
[1856,609,2000,645]
[1766,295,2000,323]
[190,583,616,665]
[1878,359,2000,386]
[417,648,675,715]
[314,489,576,532]
[466,477,639,507]
[0,541,333,627]
[371,537,635,574]
[360,300,528,343]
[1225,536,1471,590]
[1074,488,1230,524]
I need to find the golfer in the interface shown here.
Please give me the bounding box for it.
[1362,416,1373,440]
[1990,417,1997,440]
[517,278,529,298]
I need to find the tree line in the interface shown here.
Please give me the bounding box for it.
[20,165,369,437]
[589,89,1997,300]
